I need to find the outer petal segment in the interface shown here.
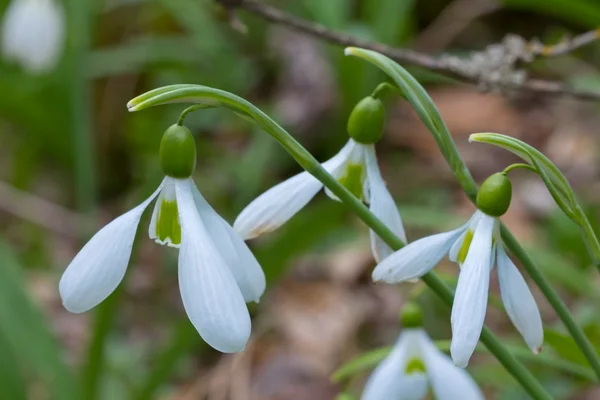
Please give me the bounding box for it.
[497,245,543,353]
[233,140,353,239]
[372,226,467,283]
[60,183,162,313]
[450,214,495,367]
[192,184,266,303]
[419,331,484,400]
[233,170,323,239]
[176,179,251,353]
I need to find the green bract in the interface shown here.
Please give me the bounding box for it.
[159,124,197,178]
[476,173,512,217]
[347,96,385,144]
[470,132,600,266]
[400,302,423,328]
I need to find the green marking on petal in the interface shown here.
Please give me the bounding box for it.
[155,199,181,246]
[405,357,426,374]
[338,163,366,200]
[458,229,474,264]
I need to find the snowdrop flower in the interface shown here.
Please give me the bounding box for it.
[373,173,543,367]
[362,304,484,400]
[234,96,406,262]
[1,0,65,73]
[59,124,266,353]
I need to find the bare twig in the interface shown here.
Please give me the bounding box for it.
[0,181,84,238]
[528,28,600,57]
[218,0,600,101]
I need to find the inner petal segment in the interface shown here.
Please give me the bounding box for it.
[149,179,182,247]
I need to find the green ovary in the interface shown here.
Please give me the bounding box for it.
[155,200,181,246]
[338,164,365,200]
[405,357,426,374]
[457,229,474,264]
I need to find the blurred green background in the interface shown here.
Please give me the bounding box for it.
[1,0,600,399]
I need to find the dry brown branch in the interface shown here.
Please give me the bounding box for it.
[217,0,600,101]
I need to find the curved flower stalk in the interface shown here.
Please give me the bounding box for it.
[59,124,266,353]
[1,0,65,73]
[127,84,554,399]
[234,96,406,262]
[373,173,543,367]
[362,304,484,400]
[345,46,600,384]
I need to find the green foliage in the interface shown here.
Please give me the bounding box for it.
[0,240,77,399]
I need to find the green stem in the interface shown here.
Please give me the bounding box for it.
[268,144,552,399]
[128,85,553,399]
[370,82,402,100]
[576,208,600,272]
[343,47,600,381]
[177,104,214,126]
[502,163,538,175]
[334,340,595,383]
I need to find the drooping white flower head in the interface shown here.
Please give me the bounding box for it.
[235,95,405,262]
[361,328,484,400]
[1,0,65,73]
[59,125,266,353]
[372,173,543,367]
[234,138,406,262]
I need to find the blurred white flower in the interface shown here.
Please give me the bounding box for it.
[361,328,484,400]
[1,0,65,73]
[234,138,406,262]
[372,210,543,367]
[59,177,266,353]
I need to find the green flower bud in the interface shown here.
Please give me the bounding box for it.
[400,302,423,328]
[476,172,512,217]
[159,124,197,178]
[347,96,385,144]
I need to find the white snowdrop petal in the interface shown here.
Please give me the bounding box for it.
[233,170,322,239]
[361,330,428,400]
[59,184,162,313]
[372,226,467,283]
[192,184,266,303]
[176,179,251,353]
[419,331,484,400]
[2,0,65,73]
[450,214,496,367]
[497,245,543,353]
[364,146,407,262]
[233,140,355,239]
